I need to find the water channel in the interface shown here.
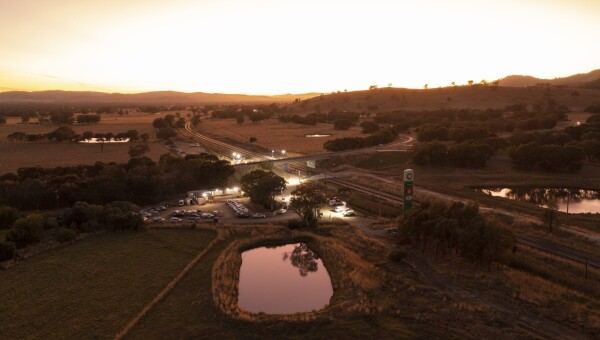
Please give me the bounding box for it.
[238,243,333,314]
[479,188,600,214]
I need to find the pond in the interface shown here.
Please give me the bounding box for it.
[479,188,600,214]
[238,242,333,314]
[305,134,331,138]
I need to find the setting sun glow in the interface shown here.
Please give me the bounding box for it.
[1,0,599,94]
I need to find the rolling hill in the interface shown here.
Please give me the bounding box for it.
[0,90,319,104]
[499,69,600,88]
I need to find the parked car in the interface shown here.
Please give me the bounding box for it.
[178,200,184,206]
[153,216,166,222]
[342,209,356,217]
[201,213,214,219]
[252,213,266,218]
[277,208,287,214]
[170,217,182,222]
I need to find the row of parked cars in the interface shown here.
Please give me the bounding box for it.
[170,209,219,222]
[139,205,168,219]
[226,200,266,218]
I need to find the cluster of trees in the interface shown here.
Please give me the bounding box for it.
[279,110,361,129]
[240,170,286,210]
[0,153,234,210]
[152,114,184,139]
[412,142,493,168]
[398,201,515,269]
[360,120,380,134]
[211,104,282,123]
[508,143,585,172]
[323,127,399,151]
[505,114,600,171]
[75,114,101,124]
[6,127,144,143]
[0,201,144,261]
[376,104,566,136]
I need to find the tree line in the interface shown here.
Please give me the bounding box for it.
[0,201,144,261]
[6,127,145,143]
[0,153,235,211]
[323,127,399,152]
[398,200,516,270]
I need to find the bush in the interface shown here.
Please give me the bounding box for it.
[389,249,407,262]
[0,241,16,261]
[6,214,44,248]
[55,227,77,243]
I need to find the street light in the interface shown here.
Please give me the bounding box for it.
[281,149,286,156]
[271,150,275,158]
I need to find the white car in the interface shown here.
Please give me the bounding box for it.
[170,217,182,223]
[153,216,166,222]
[342,209,356,217]
[201,213,214,219]
[277,208,287,214]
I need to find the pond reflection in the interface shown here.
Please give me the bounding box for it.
[480,188,600,213]
[238,243,333,314]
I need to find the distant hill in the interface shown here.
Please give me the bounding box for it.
[499,69,600,88]
[287,86,600,113]
[0,90,319,104]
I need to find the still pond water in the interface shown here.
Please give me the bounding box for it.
[480,188,600,214]
[238,243,333,314]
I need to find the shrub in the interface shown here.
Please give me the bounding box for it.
[0,241,16,261]
[55,227,77,243]
[6,214,44,248]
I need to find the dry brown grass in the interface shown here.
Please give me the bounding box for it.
[196,118,364,154]
[0,112,164,139]
[0,141,167,174]
[0,112,178,173]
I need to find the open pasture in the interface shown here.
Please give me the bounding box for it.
[0,141,167,174]
[196,118,365,155]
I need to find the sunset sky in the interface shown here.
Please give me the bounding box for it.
[1,0,599,94]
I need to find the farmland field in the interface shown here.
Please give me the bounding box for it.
[0,112,178,173]
[0,141,168,174]
[0,228,216,339]
[194,118,365,155]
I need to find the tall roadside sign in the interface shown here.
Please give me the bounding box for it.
[403,169,414,213]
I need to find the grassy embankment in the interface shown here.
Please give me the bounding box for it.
[128,224,423,339]
[0,228,216,339]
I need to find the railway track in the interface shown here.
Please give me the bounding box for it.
[183,124,600,270]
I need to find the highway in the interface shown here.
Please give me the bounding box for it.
[182,122,600,269]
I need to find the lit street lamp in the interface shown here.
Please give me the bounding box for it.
[281,149,286,157]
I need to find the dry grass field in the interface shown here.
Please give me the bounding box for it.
[0,141,167,174]
[0,112,181,174]
[0,228,217,339]
[0,112,167,139]
[196,118,364,154]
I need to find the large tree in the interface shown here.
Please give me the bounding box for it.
[289,182,327,228]
[240,170,286,209]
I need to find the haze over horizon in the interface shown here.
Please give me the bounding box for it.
[1,0,599,95]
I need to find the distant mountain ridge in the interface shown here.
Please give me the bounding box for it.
[499,69,600,89]
[0,90,320,104]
